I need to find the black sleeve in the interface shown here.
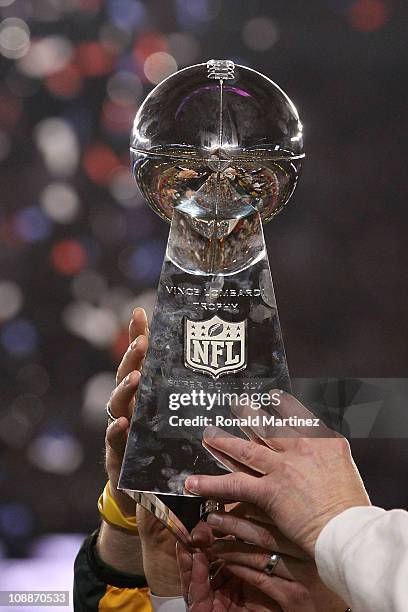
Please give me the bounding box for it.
[73,529,148,612]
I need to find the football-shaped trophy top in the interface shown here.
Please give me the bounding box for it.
[130,60,305,225]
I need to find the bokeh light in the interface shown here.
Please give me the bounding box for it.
[107,0,147,33]
[76,41,115,77]
[0,280,23,321]
[27,431,84,475]
[100,286,135,324]
[74,0,102,13]
[102,99,137,134]
[119,240,165,282]
[0,17,30,60]
[63,301,119,347]
[18,35,73,78]
[35,118,80,177]
[109,166,142,207]
[0,503,33,538]
[242,16,279,51]
[40,182,81,224]
[348,0,388,31]
[50,239,87,276]
[0,92,22,129]
[82,371,116,428]
[83,142,120,185]
[107,70,142,106]
[144,51,178,84]
[14,206,52,243]
[175,0,221,26]
[45,63,83,98]
[71,269,107,303]
[0,318,38,357]
[167,31,200,66]
[133,31,168,65]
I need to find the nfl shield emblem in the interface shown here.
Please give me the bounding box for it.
[184,315,247,379]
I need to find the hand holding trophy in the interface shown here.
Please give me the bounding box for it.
[118,59,305,545]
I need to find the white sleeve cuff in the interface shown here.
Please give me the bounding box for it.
[150,594,187,611]
[315,506,408,612]
[315,505,385,602]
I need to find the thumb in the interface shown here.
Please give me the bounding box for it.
[184,472,262,506]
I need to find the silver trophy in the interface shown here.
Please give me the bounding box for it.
[118,60,304,546]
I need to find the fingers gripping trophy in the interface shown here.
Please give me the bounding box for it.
[118,60,305,546]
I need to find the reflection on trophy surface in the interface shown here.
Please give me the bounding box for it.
[118,59,305,545]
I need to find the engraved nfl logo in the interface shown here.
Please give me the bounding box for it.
[184,315,247,379]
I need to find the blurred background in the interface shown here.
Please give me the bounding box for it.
[0,0,407,605]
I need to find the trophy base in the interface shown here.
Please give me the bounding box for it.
[125,489,204,549]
